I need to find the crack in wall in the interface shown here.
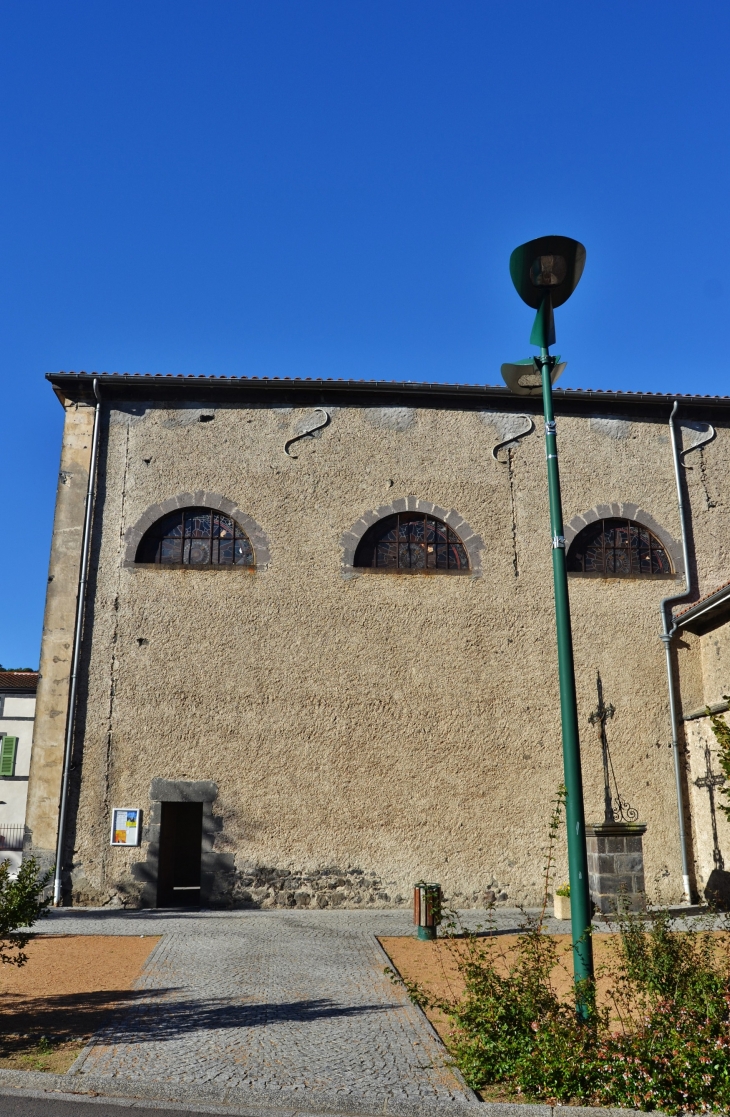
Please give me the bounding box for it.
[507,447,519,577]
[699,448,719,510]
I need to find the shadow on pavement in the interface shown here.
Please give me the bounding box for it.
[0,989,398,1046]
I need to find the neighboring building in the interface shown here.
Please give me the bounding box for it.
[0,670,38,874]
[22,372,730,909]
[675,584,730,901]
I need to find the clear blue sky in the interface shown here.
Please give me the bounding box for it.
[1,1,729,667]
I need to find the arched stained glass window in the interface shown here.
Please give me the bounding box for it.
[354,512,469,573]
[567,518,672,577]
[136,507,254,566]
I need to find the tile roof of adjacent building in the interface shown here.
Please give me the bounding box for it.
[676,580,730,618]
[675,580,730,634]
[45,371,730,419]
[0,671,39,692]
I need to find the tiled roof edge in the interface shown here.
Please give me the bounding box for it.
[0,671,39,692]
[45,371,730,411]
[676,580,730,624]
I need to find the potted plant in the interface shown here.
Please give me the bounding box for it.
[554,882,570,920]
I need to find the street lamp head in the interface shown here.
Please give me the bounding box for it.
[509,236,586,311]
[509,235,586,350]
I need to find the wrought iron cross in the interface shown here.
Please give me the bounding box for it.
[588,671,638,824]
[694,738,726,871]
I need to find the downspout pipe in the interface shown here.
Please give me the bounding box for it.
[659,401,693,904]
[52,379,102,906]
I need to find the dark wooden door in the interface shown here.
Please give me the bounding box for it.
[156,801,203,907]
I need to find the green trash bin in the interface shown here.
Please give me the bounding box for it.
[413,881,442,941]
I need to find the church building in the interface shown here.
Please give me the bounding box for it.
[24,371,730,909]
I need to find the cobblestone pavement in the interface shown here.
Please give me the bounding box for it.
[35,908,483,1112]
[31,905,715,1113]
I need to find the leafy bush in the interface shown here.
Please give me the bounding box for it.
[424,908,730,1113]
[391,788,730,1113]
[0,857,52,965]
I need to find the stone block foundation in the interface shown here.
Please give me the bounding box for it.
[586,822,647,915]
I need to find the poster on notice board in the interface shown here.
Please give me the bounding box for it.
[110,808,141,846]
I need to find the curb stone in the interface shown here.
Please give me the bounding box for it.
[0,1074,654,1117]
[371,934,478,1101]
[0,1070,480,1116]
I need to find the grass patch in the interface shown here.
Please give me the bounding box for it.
[0,1033,86,1072]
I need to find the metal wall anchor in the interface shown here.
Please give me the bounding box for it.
[552,535,566,549]
[491,415,535,462]
[284,408,330,457]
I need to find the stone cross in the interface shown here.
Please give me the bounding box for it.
[694,738,726,871]
[588,671,638,824]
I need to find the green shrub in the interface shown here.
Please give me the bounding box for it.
[390,787,730,1113]
[708,698,730,822]
[0,857,52,966]
[430,908,730,1113]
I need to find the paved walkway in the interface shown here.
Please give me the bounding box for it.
[16,905,717,1115]
[35,908,483,1114]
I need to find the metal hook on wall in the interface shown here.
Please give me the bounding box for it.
[284,408,330,458]
[492,416,535,463]
[679,422,715,466]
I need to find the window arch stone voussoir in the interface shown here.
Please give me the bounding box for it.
[340,495,484,577]
[123,492,271,569]
[563,502,683,578]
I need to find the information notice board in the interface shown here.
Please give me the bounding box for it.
[110,807,141,846]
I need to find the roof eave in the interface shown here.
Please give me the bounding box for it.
[44,372,730,418]
[677,588,730,634]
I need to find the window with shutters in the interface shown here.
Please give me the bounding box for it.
[136,508,255,566]
[0,737,18,778]
[354,512,469,573]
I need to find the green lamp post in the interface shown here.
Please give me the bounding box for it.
[502,235,594,1013]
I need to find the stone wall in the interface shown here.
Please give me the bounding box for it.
[684,713,730,897]
[586,823,647,915]
[27,393,730,907]
[25,401,95,874]
[700,625,730,710]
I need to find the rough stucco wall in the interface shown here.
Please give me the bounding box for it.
[676,631,704,718]
[682,436,730,597]
[25,402,94,868]
[546,415,690,902]
[700,626,730,709]
[49,402,730,908]
[685,713,730,894]
[681,619,730,895]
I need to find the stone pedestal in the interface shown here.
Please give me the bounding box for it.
[586,822,647,916]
